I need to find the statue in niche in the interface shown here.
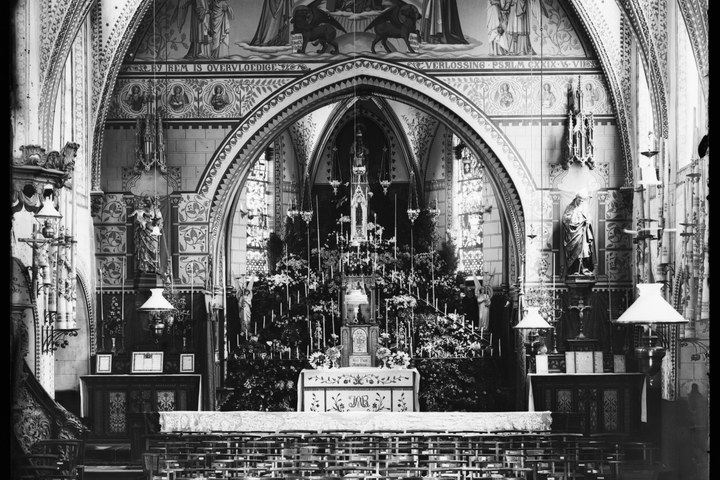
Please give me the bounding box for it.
[129,195,163,274]
[562,192,595,277]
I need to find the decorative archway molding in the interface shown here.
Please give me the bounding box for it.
[201,58,535,286]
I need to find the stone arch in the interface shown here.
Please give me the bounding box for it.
[201,58,535,285]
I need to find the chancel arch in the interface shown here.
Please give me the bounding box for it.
[205,58,532,292]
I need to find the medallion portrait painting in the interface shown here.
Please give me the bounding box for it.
[126,0,585,61]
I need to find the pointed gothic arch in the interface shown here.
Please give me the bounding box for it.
[199,58,534,288]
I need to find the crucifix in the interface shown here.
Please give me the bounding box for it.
[568,298,593,339]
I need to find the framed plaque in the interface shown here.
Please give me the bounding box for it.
[96,354,112,374]
[131,351,164,373]
[180,354,195,373]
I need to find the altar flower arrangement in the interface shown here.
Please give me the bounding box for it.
[325,345,342,367]
[389,351,410,369]
[308,351,329,369]
[376,346,391,367]
[388,294,417,310]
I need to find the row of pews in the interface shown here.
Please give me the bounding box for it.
[141,430,664,479]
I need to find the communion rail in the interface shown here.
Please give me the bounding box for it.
[138,412,664,479]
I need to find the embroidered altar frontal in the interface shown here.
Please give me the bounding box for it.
[159,411,553,434]
[297,367,420,412]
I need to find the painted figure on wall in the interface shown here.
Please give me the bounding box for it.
[169,85,190,111]
[487,0,508,54]
[541,82,556,108]
[211,84,230,110]
[497,82,514,108]
[421,0,467,44]
[125,85,145,112]
[562,192,595,277]
[210,0,235,58]
[505,0,548,55]
[250,0,293,46]
[129,195,164,274]
[291,1,347,54]
[175,0,212,59]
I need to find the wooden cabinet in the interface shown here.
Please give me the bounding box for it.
[80,374,201,441]
[528,373,645,436]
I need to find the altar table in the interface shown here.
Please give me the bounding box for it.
[159,411,553,434]
[297,367,420,412]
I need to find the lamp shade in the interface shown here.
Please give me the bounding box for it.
[139,288,175,312]
[514,306,553,330]
[35,196,63,220]
[615,283,687,324]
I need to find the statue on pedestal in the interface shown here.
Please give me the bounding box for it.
[562,192,595,278]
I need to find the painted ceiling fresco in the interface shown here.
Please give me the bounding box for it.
[127,0,587,61]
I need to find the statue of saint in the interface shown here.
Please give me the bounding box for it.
[562,192,595,277]
[129,195,163,274]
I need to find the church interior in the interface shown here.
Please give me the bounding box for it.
[9,1,709,479]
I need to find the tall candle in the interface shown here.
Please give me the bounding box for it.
[121,257,125,319]
[331,301,335,334]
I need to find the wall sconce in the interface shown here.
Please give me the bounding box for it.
[615,283,687,382]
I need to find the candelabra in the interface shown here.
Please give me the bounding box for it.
[20,187,79,353]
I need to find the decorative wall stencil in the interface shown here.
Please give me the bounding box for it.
[289,119,317,171]
[605,251,632,282]
[179,225,208,253]
[178,195,210,223]
[605,221,632,249]
[179,255,208,286]
[604,190,632,219]
[95,226,126,254]
[98,194,127,223]
[97,257,125,287]
[400,110,438,167]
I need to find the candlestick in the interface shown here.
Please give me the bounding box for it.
[331,301,335,334]
[263,316,266,329]
[121,257,125,319]
[385,300,389,332]
[499,339,502,357]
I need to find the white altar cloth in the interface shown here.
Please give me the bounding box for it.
[159,411,552,434]
[297,367,420,412]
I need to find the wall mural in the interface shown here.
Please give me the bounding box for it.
[127,0,586,61]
